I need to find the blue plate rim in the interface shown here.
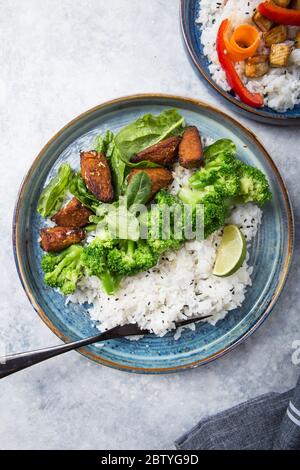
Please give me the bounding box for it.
[180,0,300,125]
[12,93,295,373]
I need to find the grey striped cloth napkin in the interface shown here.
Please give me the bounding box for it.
[175,376,300,450]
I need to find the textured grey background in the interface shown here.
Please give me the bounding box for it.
[0,0,299,450]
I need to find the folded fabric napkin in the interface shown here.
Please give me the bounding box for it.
[175,376,300,450]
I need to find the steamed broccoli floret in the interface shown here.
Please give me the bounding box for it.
[203,139,236,175]
[204,139,236,165]
[82,239,114,276]
[154,190,182,207]
[82,238,120,294]
[41,245,84,295]
[215,167,241,197]
[202,202,229,238]
[41,250,66,273]
[147,236,182,255]
[179,185,223,206]
[178,187,229,239]
[238,162,272,206]
[146,193,185,255]
[205,152,236,171]
[107,240,158,276]
[189,166,240,198]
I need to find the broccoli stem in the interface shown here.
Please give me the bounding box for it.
[100,271,121,295]
[85,224,97,233]
[224,195,244,208]
[127,240,136,256]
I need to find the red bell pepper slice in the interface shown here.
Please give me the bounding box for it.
[216,19,264,108]
[258,1,300,26]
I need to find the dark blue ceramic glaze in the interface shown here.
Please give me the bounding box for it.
[13,95,294,373]
[180,0,300,125]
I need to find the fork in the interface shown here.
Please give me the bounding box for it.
[0,315,212,379]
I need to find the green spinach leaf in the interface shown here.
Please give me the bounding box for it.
[114,109,185,166]
[37,163,72,218]
[125,172,152,208]
[94,130,114,155]
[68,172,101,213]
[94,131,126,197]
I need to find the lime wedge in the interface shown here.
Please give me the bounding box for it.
[213,225,246,277]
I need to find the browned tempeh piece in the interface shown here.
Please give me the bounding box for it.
[40,227,86,252]
[128,168,173,200]
[51,197,92,228]
[130,136,181,166]
[178,126,203,169]
[80,150,114,202]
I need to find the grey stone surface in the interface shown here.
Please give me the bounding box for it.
[0,0,299,450]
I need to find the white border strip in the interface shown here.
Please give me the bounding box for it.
[289,401,300,418]
[287,408,300,427]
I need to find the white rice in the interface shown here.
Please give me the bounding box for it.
[67,160,263,337]
[197,0,300,112]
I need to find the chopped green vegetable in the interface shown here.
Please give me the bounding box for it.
[95,130,126,197]
[89,173,151,242]
[189,165,241,198]
[179,138,272,237]
[82,238,121,295]
[204,138,236,163]
[145,190,185,254]
[107,239,158,276]
[179,186,229,238]
[37,163,71,217]
[179,185,224,206]
[114,109,185,166]
[41,245,84,295]
[85,224,97,233]
[106,204,140,241]
[125,171,152,208]
[109,143,126,197]
[39,116,272,299]
[68,172,101,212]
[94,130,114,154]
[238,162,272,206]
[201,202,229,238]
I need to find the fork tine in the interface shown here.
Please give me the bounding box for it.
[175,314,212,328]
[111,314,213,339]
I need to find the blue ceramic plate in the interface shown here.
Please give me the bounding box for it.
[13,94,294,374]
[180,0,300,125]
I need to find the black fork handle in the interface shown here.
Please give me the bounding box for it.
[0,326,123,379]
[0,315,211,378]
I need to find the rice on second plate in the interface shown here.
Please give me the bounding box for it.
[197,0,300,112]
[67,164,262,337]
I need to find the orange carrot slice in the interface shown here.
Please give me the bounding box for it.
[224,24,261,62]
